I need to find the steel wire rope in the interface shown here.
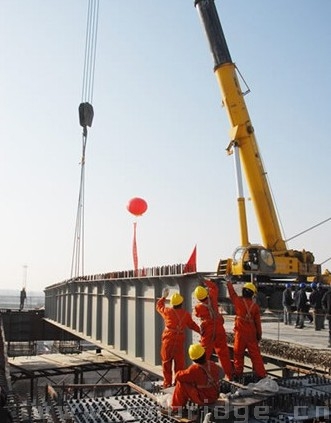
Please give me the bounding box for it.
[71,0,99,279]
[245,147,287,247]
[261,164,330,266]
[81,0,99,104]
[234,63,286,247]
[321,256,331,266]
[285,217,331,242]
[263,169,287,246]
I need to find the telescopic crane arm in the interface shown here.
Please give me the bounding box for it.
[195,0,285,252]
[194,0,320,282]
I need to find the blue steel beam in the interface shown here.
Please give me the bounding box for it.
[44,272,208,370]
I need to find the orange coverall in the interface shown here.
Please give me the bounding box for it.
[156,297,200,387]
[195,280,233,379]
[227,282,266,378]
[172,360,221,409]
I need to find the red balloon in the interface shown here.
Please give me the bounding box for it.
[127,197,148,216]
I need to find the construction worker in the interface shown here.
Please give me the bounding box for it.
[282,283,293,325]
[294,282,311,328]
[322,288,331,348]
[227,281,266,380]
[171,344,223,415]
[194,280,233,380]
[20,287,27,311]
[309,282,325,331]
[156,289,200,388]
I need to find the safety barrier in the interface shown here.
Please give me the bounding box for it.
[47,263,190,289]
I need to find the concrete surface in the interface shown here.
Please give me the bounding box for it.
[224,314,331,351]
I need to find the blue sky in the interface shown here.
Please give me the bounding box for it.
[0,0,330,291]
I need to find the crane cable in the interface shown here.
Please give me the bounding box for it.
[71,0,99,279]
[285,217,331,269]
[320,257,331,266]
[285,217,331,242]
[81,0,99,106]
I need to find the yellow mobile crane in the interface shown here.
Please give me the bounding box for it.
[194,0,322,311]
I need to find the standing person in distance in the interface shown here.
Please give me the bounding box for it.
[309,282,325,331]
[170,344,223,417]
[156,288,200,388]
[20,287,27,311]
[294,282,310,329]
[322,288,331,348]
[227,281,266,381]
[282,283,293,325]
[194,280,233,380]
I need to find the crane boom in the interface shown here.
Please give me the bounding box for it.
[195,0,285,252]
[194,0,321,304]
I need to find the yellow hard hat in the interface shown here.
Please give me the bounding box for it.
[243,282,257,294]
[194,286,208,301]
[188,344,205,361]
[170,292,184,306]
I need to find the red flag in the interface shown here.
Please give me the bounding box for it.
[183,245,197,273]
[132,221,138,274]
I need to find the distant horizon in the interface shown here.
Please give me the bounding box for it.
[0,289,44,296]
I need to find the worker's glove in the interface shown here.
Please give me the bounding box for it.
[162,288,169,298]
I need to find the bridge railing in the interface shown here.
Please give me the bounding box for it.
[47,263,199,289]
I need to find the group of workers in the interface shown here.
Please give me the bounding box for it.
[156,279,266,415]
[282,281,331,346]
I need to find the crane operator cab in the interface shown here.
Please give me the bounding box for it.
[232,245,276,277]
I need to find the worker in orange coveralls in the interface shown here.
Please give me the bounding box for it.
[171,344,223,415]
[156,289,200,388]
[227,281,266,380]
[194,280,233,380]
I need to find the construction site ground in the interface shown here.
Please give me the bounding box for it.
[225,312,330,350]
[224,312,331,374]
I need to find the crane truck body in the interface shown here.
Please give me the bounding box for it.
[194,0,322,311]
